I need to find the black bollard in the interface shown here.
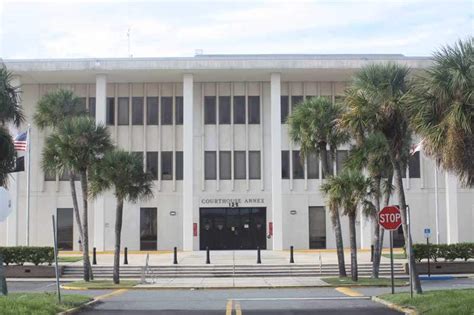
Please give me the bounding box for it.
[257,247,261,264]
[206,247,210,264]
[290,246,294,263]
[124,247,128,265]
[370,245,374,262]
[173,247,178,265]
[92,247,97,265]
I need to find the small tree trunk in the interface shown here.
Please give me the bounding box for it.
[394,161,422,294]
[349,212,358,281]
[80,169,93,282]
[372,176,381,278]
[113,198,124,285]
[331,208,347,277]
[69,177,84,247]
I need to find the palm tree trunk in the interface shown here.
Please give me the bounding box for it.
[79,169,93,282]
[69,177,84,248]
[372,175,381,278]
[393,161,422,294]
[349,213,358,281]
[113,198,124,284]
[330,207,347,277]
[377,172,393,268]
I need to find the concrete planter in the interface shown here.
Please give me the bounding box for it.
[5,265,63,278]
[405,261,474,274]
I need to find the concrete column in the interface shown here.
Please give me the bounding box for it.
[93,74,107,250]
[270,73,283,250]
[359,211,372,249]
[445,172,459,244]
[182,74,194,251]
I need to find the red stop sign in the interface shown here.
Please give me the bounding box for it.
[379,206,402,230]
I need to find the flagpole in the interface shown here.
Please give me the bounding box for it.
[26,124,31,246]
[434,161,440,244]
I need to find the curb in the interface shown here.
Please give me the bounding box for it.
[57,298,102,315]
[372,296,417,315]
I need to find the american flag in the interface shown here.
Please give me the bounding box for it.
[14,131,28,151]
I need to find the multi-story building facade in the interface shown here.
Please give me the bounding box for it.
[1,55,473,251]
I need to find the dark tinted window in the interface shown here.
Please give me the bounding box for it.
[161,97,173,125]
[132,97,144,125]
[118,97,129,125]
[77,97,87,112]
[205,151,217,180]
[292,150,304,179]
[234,151,246,179]
[176,151,183,180]
[88,97,96,119]
[409,152,421,178]
[44,170,56,181]
[336,150,349,174]
[219,96,231,124]
[248,96,260,124]
[282,151,290,179]
[249,151,261,179]
[281,96,289,123]
[291,95,304,111]
[161,151,173,180]
[204,96,216,124]
[308,152,319,179]
[106,97,115,125]
[219,151,231,179]
[175,96,183,125]
[57,208,73,250]
[146,97,159,125]
[146,152,158,180]
[233,96,246,124]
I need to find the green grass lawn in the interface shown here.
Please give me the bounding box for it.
[64,280,139,289]
[58,256,83,263]
[323,277,408,287]
[0,293,91,315]
[381,253,406,260]
[380,289,474,315]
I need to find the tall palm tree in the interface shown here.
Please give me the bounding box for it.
[288,96,349,277]
[409,38,474,187]
[349,63,422,293]
[0,67,23,187]
[42,116,113,281]
[90,150,153,284]
[321,170,373,281]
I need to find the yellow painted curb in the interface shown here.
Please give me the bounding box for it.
[372,296,418,315]
[335,287,364,297]
[95,289,129,301]
[225,299,233,315]
[61,285,134,291]
[61,285,89,291]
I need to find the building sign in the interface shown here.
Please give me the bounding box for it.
[200,197,265,208]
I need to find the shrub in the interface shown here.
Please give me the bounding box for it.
[412,243,474,262]
[0,246,54,266]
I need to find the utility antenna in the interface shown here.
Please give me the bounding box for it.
[127,26,132,58]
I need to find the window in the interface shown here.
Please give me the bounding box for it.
[219,151,231,179]
[204,151,217,180]
[233,96,246,124]
[281,96,289,123]
[88,97,96,119]
[248,96,260,124]
[291,95,304,111]
[146,97,159,125]
[132,97,144,125]
[234,151,246,179]
[175,96,183,125]
[146,152,158,180]
[282,150,290,179]
[249,151,261,179]
[57,208,73,250]
[118,97,129,125]
[161,97,173,125]
[308,152,319,179]
[408,152,421,178]
[219,96,231,124]
[60,170,78,181]
[336,150,349,174]
[132,151,144,161]
[161,151,173,180]
[176,151,183,180]
[106,97,115,125]
[140,208,157,250]
[306,95,316,101]
[204,96,216,124]
[335,95,344,104]
[77,97,87,112]
[292,150,304,179]
[44,170,56,181]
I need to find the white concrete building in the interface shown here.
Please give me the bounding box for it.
[1,54,473,251]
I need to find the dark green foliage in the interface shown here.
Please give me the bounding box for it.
[411,243,474,262]
[0,247,54,266]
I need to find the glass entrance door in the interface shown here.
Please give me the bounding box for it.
[140,207,157,250]
[309,206,326,249]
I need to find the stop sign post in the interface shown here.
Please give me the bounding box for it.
[379,205,402,294]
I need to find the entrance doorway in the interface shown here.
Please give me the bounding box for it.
[140,207,157,250]
[199,207,266,250]
[309,206,326,249]
[57,208,73,251]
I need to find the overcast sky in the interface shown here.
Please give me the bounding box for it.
[0,0,472,59]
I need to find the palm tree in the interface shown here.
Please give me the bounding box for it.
[321,170,373,281]
[348,63,422,293]
[409,38,474,187]
[90,150,153,284]
[0,67,23,187]
[42,116,113,281]
[288,96,349,277]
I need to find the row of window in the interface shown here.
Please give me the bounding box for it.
[204,151,261,180]
[204,96,260,125]
[280,95,344,123]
